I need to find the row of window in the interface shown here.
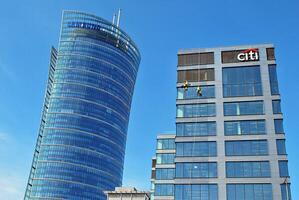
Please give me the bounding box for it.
[177,100,282,117]
[156,139,287,162]
[177,65,279,97]
[175,119,284,137]
[155,160,289,179]
[177,48,275,67]
[155,183,291,200]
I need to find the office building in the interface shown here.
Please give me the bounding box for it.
[151,44,291,200]
[105,187,150,200]
[24,10,140,199]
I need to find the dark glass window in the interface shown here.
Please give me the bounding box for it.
[269,65,279,95]
[157,139,175,150]
[272,100,282,114]
[175,184,218,200]
[156,154,175,164]
[176,122,216,136]
[281,184,292,200]
[178,52,214,66]
[177,68,215,82]
[227,184,273,200]
[276,139,287,155]
[226,161,271,178]
[267,48,275,60]
[274,119,284,134]
[223,66,262,97]
[177,103,216,118]
[176,142,217,157]
[155,184,174,196]
[177,85,215,99]
[176,162,217,178]
[224,120,266,135]
[224,101,264,116]
[225,140,268,156]
[279,161,289,177]
[156,168,175,180]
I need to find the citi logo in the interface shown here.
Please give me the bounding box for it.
[237,48,259,61]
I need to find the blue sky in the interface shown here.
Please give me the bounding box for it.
[0,0,298,199]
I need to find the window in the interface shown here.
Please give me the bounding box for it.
[176,142,217,157]
[224,101,264,116]
[156,168,175,180]
[157,139,175,150]
[175,184,218,200]
[176,162,217,178]
[222,50,249,63]
[226,161,271,178]
[177,85,215,99]
[177,68,215,82]
[223,66,262,97]
[224,120,266,135]
[178,52,214,66]
[225,140,268,156]
[274,119,284,134]
[177,122,216,136]
[155,184,174,196]
[156,154,175,164]
[177,103,216,118]
[227,184,273,200]
[269,65,279,95]
[199,52,215,65]
[279,161,289,177]
[276,139,287,155]
[272,100,282,114]
[281,184,292,200]
[267,48,275,60]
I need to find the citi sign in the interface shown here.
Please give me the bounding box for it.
[237,48,259,61]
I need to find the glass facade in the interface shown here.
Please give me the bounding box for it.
[176,142,217,157]
[156,153,175,164]
[275,119,284,134]
[156,168,175,180]
[177,103,216,118]
[177,85,215,99]
[176,162,217,178]
[155,184,174,196]
[227,184,272,200]
[224,120,266,135]
[157,139,175,150]
[177,122,216,136]
[281,184,292,200]
[224,101,264,116]
[269,65,279,95]
[175,184,218,200]
[279,161,289,177]
[272,100,282,114]
[225,140,268,156]
[226,161,271,178]
[152,45,292,200]
[25,11,140,200]
[223,66,263,97]
[276,139,287,155]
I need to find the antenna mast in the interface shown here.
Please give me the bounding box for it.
[116,9,121,27]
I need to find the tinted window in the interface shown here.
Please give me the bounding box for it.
[223,66,262,97]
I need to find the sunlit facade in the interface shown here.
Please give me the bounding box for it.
[24,10,140,200]
[151,44,291,200]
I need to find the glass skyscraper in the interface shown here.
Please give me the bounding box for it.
[151,44,292,200]
[24,10,140,199]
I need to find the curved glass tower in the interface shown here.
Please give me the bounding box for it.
[24,11,140,200]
